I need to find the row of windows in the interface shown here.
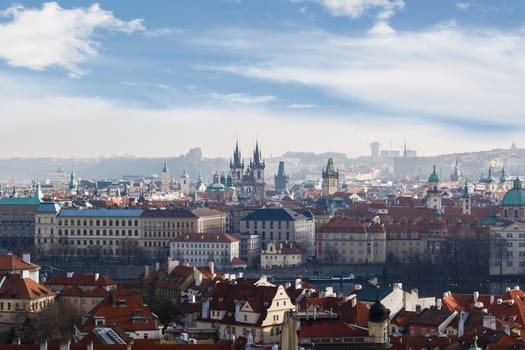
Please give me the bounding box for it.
[144,232,180,238]
[144,241,169,248]
[58,229,139,237]
[144,221,195,229]
[389,232,418,239]
[58,219,139,227]
[246,221,291,230]
[261,233,290,241]
[58,239,134,246]
[495,232,525,238]
[178,250,231,256]
[173,243,230,249]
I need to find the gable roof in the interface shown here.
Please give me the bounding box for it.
[46,273,116,288]
[77,289,159,333]
[243,208,305,221]
[0,274,54,300]
[298,319,368,338]
[0,254,39,271]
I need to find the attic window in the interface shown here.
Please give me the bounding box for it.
[94,316,105,326]
[132,316,148,324]
[118,299,127,307]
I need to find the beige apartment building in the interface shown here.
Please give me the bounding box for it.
[316,216,386,264]
[169,232,239,269]
[35,206,226,260]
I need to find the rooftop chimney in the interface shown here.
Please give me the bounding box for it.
[94,273,100,282]
[22,253,31,264]
[208,261,215,275]
[458,311,468,337]
[295,278,301,290]
[144,265,150,279]
[168,259,179,274]
[40,340,47,350]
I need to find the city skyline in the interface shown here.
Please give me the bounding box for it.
[0,1,524,158]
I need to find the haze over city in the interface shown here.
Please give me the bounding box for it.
[0,0,524,158]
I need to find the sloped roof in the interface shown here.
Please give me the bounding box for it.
[36,202,61,213]
[298,319,367,338]
[78,289,159,333]
[46,273,116,288]
[171,233,239,243]
[0,254,39,271]
[202,279,282,326]
[0,274,54,300]
[318,216,367,234]
[408,308,456,326]
[243,208,305,221]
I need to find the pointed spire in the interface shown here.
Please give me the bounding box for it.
[162,161,168,173]
[253,140,262,166]
[463,179,469,199]
[231,140,243,168]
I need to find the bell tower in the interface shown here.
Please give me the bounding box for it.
[230,140,244,187]
[322,158,339,196]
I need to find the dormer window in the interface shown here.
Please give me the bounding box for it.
[94,316,105,326]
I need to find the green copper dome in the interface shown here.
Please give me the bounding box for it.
[501,178,525,206]
[206,183,225,192]
[428,166,439,183]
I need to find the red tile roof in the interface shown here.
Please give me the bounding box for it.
[171,232,239,243]
[0,254,39,271]
[298,319,368,338]
[77,289,159,334]
[318,216,367,234]
[0,274,54,300]
[46,273,116,288]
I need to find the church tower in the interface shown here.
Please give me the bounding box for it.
[462,180,471,215]
[322,158,339,196]
[251,140,265,185]
[368,295,391,348]
[274,161,289,192]
[426,166,442,210]
[180,169,190,195]
[68,170,78,196]
[161,161,170,192]
[230,140,244,187]
[250,140,266,200]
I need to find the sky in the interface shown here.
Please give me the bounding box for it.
[0,0,524,159]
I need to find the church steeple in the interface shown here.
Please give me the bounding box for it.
[252,140,264,169]
[462,179,471,215]
[231,140,244,168]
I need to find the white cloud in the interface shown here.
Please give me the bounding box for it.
[0,2,144,77]
[288,103,318,109]
[456,2,471,10]
[0,70,517,159]
[293,0,404,20]
[210,92,276,104]
[196,25,525,126]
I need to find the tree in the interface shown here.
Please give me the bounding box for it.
[146,294,180,327]
[30,301,80,342]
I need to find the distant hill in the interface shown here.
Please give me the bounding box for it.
[1,145,525,184]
